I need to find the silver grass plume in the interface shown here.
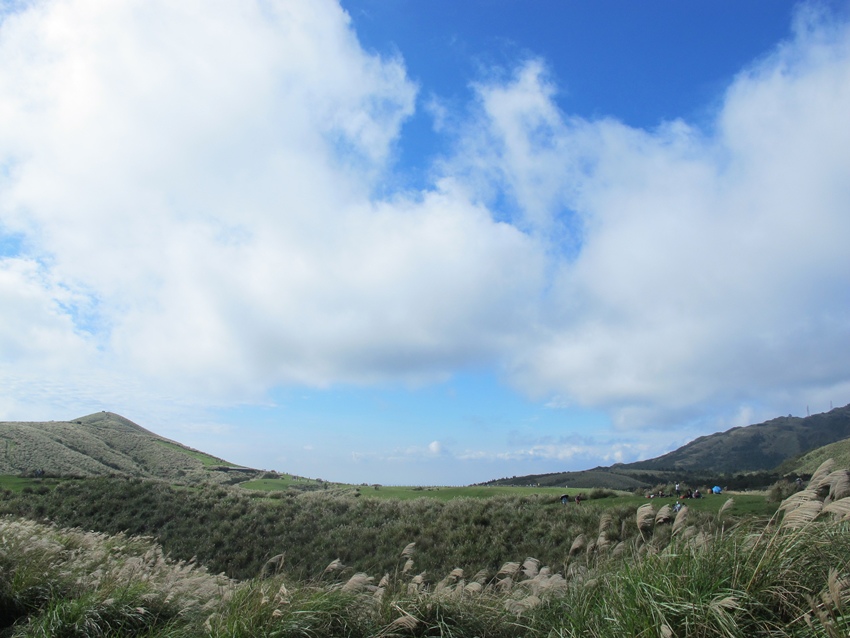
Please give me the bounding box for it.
[822,470,850,503]
[521,558,540,579]
[654,504,673,525]
[781,501,823,528]
[636,503,655,535]
[810,459,836,487]
[569,534,586,556]
[341,573,373,593]
[822,496,850,519]
[672,505,689,536]
[497,561,520,577]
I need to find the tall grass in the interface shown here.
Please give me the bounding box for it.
[1,479,630,579]
[3,461,850,636]
[0,517,230,637]
[3,491,850,636]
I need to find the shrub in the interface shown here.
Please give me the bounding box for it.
[767,479,800,503]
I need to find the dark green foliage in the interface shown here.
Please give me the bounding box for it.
[0,477,624,580]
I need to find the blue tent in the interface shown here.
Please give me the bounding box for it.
[712,486,722,494]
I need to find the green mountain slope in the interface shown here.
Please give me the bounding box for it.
[485,404,850,488]
[776,436,850,476]
[0,411,255,481]
[626,404,850,472]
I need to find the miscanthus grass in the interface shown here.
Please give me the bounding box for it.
[3,460,850,637]
[0,517,230,637]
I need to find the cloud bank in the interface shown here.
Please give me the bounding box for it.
[1,0,849,436]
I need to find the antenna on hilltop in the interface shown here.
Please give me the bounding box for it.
[807,405,810,417]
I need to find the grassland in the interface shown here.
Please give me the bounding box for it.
[238,475,324,490]
[0,475,61,493]
[241,480,597,500]
[154,439,237,467]
[1,462,848,637]
[238,477,776,515]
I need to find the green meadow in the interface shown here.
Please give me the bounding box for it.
[238,476,776,515]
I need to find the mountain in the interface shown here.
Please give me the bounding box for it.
[484,404,850,489]
[626,404,850,473]
[0,411,257,482]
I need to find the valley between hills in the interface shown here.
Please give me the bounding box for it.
[2,406,850,637]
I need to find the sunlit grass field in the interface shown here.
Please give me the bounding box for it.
[238,476,777,516]
[0,475,42,492]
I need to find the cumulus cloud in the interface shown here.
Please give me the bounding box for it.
[0,0,542,406]
[0,0,849,439]
[447,9,850,427]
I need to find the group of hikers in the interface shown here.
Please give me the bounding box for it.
[679,487,701,499]
[647,482,724,500]
[558,481,728,506]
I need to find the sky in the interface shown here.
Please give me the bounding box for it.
[2,0,850,486]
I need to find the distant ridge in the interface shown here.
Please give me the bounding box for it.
[627,404,850,473]
[484,404,850,489]
[0,411,257,482]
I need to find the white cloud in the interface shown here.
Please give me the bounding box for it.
[0,257,88,364]
[0,0,543,407]
[451,9,850,428]
[0,0,849,445]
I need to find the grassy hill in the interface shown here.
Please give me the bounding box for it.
[6,405,850,492]
[486,404,850,489]
[626,404,850,472]
[0,411,256,482]
[776,436,850,476]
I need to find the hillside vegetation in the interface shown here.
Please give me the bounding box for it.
[0,473,774,581]
[2,460,850,637]
[778,437,850,476]
[0,412,254,483]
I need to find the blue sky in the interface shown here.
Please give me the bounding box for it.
[1,0,850,485]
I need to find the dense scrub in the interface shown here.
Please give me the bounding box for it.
[2,462,850,637]
[0,477,657,580]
